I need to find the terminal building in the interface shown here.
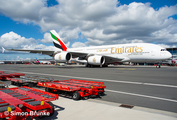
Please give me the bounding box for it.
[166,47,177,65]
[166,47,177,57]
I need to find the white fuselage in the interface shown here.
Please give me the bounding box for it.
[0,61,4,64]
[40,61,51,64]
[66,43,172,63]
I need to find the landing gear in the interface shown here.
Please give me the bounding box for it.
[156,63,161,68]
[85,63,108,68]
[102,64,108,67]
[85,64,95,67]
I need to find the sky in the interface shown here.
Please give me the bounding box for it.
[0,0,177,60]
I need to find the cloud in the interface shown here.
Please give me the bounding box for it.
[0,0,45,23]
[0,0,177,47]
[0,31,57,51]
[71,42,87,48]
[157,44,171,48]
[0,31,36,48]
[41,32,51,43]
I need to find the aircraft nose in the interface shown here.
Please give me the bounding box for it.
[167,51,172,59]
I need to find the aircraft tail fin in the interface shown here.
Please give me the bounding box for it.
[50,30,67,51]
[35,58,40,64]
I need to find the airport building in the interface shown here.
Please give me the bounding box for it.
[166,47,177,56]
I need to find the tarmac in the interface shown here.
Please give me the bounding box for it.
[37,96,177,120]
[7,85,177,120]
[3,65,177,120]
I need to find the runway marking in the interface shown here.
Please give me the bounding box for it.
[105,89,177,103]
[2,70,177,88]
[117,68,136,70]
[117,68,126,70]
[127,68,136,70]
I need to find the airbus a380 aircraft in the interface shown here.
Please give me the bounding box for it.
[2,30,172,67]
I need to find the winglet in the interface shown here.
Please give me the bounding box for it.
[2,47,5,53]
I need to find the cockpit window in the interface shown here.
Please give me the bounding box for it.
[161,49,167,51]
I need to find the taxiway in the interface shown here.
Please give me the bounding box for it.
[0,64,177,113]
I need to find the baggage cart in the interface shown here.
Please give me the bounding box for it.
[7,76,53,87]
[38,79,106,100]
[0,71,4,74]
[0,86,58,120]
[0,71,25,80]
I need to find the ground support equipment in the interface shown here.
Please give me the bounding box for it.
[0,86,58,120]
[7,76,53,87]
[0,71,25,80]
[38,79,106,100]
[0,71,4,74]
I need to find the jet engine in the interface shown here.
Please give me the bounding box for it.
[87,55,105,65]
[54,52,72,62]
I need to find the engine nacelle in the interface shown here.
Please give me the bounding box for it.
[54,52,72,62]
[87,55,105,65]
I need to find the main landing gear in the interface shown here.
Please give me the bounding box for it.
[85,64,108,68]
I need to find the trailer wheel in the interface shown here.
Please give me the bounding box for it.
[45,87,51,92]
[100,92,105,96]
[38,102,54,119]
[17,83,22,87]
[38,116,45,119]
[28,83,34,87]
[24,116,32,120]
[73,91,81,100]
[48,102,54,116]
[11,81,15,85]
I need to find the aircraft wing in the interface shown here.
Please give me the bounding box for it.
[69,51,89,58]
[3,47,129,63]
[3,48,55,56]
[69,51,128,63]
[103,54,130,63]
[103,55,123,63]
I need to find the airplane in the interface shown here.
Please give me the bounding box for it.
[0,61,4,64]
[164,55,177,66]
[162,54,177,66]
[170,59,177,65]
[33,58,51,64]
[2,30,172,67]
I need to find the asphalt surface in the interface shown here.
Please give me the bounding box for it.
[0,64,177,113]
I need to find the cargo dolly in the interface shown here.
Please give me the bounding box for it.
[0,71,25,80]
[0,86,58,120]
[7,76,53,87]
[0,71,4,74]
[38,79,106,100]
